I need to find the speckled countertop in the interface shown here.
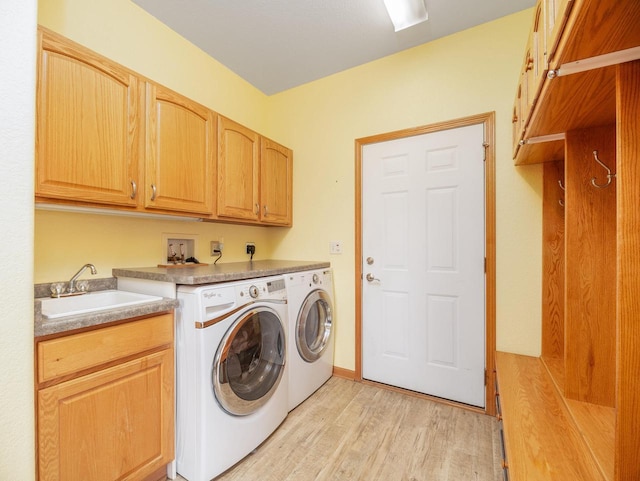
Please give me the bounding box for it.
[35,260,329,338]
[34,277,177,338]
[112,259,330,285]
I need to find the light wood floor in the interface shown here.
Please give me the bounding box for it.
[173,377,503,481]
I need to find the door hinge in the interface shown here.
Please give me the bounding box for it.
[482,142,489,161]
[484,257,487,273]
[484,369,488,386]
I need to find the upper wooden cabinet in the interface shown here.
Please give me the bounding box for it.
[35,27,293,226]
[545,0,572,64]
[260,137,293,226]
[217,117,293,226]
[513,0,640,165]
[145,83,215,215]
[36,28,141,206]
[217,116,260,221]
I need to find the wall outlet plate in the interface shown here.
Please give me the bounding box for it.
[211,241,222,255]
[330,241,342,254]
[246,242,256,255]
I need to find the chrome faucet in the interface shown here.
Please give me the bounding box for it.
[67,263,97,294]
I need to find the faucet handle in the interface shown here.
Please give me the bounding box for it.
[50,283,65,298]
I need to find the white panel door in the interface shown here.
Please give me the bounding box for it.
[362,123,485,407]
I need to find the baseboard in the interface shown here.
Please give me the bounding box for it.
[332,366,356,380]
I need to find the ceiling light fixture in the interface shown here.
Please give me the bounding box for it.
[383,0,428,32]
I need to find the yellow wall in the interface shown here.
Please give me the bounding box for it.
[34,210,283,282]
[268,9,543,365]
[37,0,543,380]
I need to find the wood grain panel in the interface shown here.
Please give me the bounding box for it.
[37,314,173,384]
[145,82,215,215]
[542,160,565,362]
[36,28,141,206]
[495,352,605,481]
[38,349,174,481]
[543,357,615,480]
[260,137,293,226]
[527,65,616,139]
[565,399,615,481]
[555,0,640,66]
[615,60,640,481]
[564,125,616,407]
[217,116,260,220]
[514,138,564,165]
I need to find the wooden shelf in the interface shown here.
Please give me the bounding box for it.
[555,0,640,66]
[514,138,564,166]
[513,0,640,166]
[495,352,608,481]
[542,356,615,481]
[527,66,617,139]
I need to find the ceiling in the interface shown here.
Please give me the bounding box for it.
[132,0,535,95]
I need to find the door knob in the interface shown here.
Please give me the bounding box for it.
[365,273,380,282]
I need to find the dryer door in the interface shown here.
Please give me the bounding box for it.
[296,289,333,362]
[213,306,286,416]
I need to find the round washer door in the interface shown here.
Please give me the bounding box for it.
[213,306,286,416]
[296,289,333,362]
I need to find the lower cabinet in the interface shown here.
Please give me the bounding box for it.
[36,314,174,481]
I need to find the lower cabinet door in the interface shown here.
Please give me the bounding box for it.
[38,348,174,481]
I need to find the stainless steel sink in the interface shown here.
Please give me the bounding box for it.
[41,290,162,319]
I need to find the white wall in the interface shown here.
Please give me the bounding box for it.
[0,0,37,478]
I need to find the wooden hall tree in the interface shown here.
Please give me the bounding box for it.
[615,59,640,481]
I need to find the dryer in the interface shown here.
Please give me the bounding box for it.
[175,276,288,481]
[284,268,335,411]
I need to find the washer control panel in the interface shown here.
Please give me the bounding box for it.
[236,277,287,301]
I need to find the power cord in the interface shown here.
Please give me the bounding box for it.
[213,250,222,264]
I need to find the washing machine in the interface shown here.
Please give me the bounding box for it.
[284,268,335,411]
[175,276,288,481]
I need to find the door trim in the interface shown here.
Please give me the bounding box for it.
[354,112,496,415]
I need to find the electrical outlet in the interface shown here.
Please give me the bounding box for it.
[246,242,256,256]
[211,240,222,255]
[330,241,342,254]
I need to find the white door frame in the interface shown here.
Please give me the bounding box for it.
[355,112,496,415]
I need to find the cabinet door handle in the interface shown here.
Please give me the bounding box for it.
[150,184,157,201]
[526,56,534,71]
[255,203,260,215]
[130,180,137,200]
[263,205,268,217]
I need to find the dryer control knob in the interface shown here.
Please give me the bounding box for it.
[312,273,320,284]
[249,285,259,298]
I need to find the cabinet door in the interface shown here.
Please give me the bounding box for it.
[145,82,215,215]
[38,348,174,481]
[260,137,293,226]
[512,80,524,157]
[36,28,140,206]
[545,0,573,64]
[217,116,260,221]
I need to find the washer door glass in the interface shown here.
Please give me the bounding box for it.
[297,289,333,362]
[213,307,286,416]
